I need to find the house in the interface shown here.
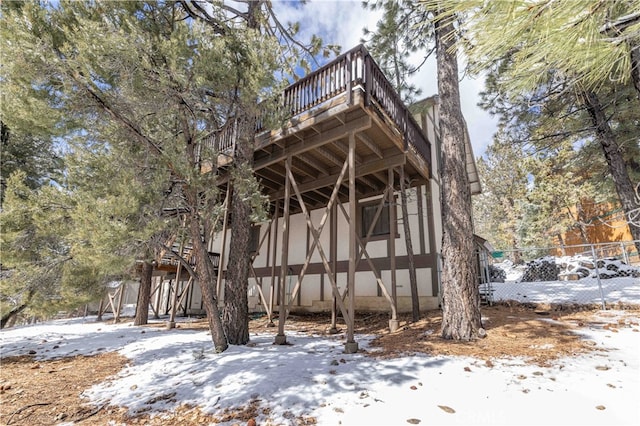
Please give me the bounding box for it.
[144,44,482,347]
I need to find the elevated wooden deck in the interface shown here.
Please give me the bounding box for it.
[203,44,432,212]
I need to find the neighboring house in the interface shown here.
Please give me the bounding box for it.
[556,202,636,249]
[149,44,482,326]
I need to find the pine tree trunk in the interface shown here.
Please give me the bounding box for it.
[583,91,640,256]
[222,114,253,345]
[188,214,229,352]
[220,1,261,346]
[435,8,484,341]
[133,261,153,326]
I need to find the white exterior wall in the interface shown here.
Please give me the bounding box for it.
[206,188,439,313]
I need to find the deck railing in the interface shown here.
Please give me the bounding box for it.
[202,44,431,167]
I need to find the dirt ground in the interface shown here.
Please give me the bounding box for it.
[1,303,639,426]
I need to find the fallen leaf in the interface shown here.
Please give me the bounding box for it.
[464,367,471,372]
[438,405,455,414]
[596,405,606,410]
[595,366,610,371]
[406,419,421,424]
[410,385,417,390]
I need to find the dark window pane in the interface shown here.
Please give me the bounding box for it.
[361,203,390,237]
[248,226,260,253]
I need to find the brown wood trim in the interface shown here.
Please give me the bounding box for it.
[252,253,437,278]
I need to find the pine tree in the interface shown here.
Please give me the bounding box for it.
[433,7,484,340]
[1,1,284,350]
[363,0,484,339]
[473,129,528,254]
[0,122,62,208]
[181,0,336,345]
[437,0,640,254]
[0,172,73,327]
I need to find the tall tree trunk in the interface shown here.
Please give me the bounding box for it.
[399,174,419,322]
[583,90,640,256]
[176,108,229,351]
[222,114,253,345]
[188,213,228,352]
[220,1,261,346]
[133,260,153,326]
[435,8,484,340]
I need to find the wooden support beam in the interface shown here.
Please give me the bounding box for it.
[151,277,161,319]
[275,157,292,345]
[176,277,193,312]
[297,153,329,177]
[388,168,398,323]
[268,152,405,200]
[268,200,279,325]
[116,283,125,324]
[417,184,426,255]
[334,140,360,162]
[329,201,338,333]
[249,264,271,314]
[284,156,350,320]
[345,132,358,353]
[357,132,384,158]
[168,262,182,327]
[357,152,406,176]
[315,145,344,167]
[254,115,371,171]
[337,199,398,324]
[354,186,391,271]
[291,157,318,179]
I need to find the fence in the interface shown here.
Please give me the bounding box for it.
[478,241,640,308]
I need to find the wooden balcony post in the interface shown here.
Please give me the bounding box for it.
[345,132,358,354]
[267,199,280,326]
[275,157,291,345]
[388,168,398,332]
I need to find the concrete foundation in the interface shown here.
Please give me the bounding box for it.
[344,341,359,353]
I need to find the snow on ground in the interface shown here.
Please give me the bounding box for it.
[488,276,640,305]
[487,258,640,305]
[2,305,640,425]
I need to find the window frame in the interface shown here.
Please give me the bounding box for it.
[358,196,399,241]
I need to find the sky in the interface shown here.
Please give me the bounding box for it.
[1,276,639,426]
[272,0,500,158]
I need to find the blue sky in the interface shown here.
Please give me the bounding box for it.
[273,0,499,159]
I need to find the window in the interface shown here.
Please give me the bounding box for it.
[361,201,391,238]
[248,226,261,254]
